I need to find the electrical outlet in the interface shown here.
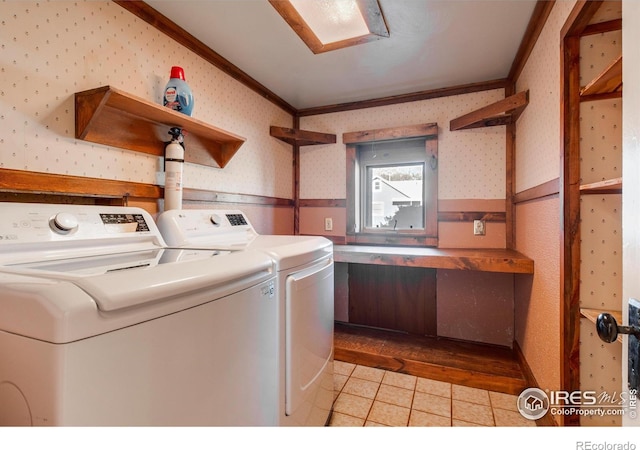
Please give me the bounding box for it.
[473,219,486,236]
[324,217,333,231]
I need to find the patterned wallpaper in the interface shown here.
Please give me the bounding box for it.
[0,1,294,198]
[511,1,577,418]
[515,0,576,193]
[299,89,507,200]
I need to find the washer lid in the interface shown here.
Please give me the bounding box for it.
[1,248,273,312]
[247,235,333,270]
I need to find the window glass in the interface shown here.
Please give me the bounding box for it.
[358,138,427,231]
[367,164,424,229]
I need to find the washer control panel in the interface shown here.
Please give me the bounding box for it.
[0,203,157,244]
[156,209,257,248]
[100,213,151,233]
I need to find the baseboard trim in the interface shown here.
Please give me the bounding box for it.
[513,340,558,426]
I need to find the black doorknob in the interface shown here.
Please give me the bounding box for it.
[596,312,640,343]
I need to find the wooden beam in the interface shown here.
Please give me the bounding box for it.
[297,79,509,117]
[182,188,293,206]
[505,82,516,249]
[513,178,560,204]
[0,168,161,199]
[582,18,622,36]
[560,31,582,427]
[561,0,604,39]
[580,91,623,103]
[509,1,556,82]
[0,168,294,207]
[293,116,300,235]
[343,123,437,144]
[298,199,346,208]
[437,211,506,223]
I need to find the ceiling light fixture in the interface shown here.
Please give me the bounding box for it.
[269,0,389,54]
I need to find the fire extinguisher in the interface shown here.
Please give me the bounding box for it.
[164,127,184,211]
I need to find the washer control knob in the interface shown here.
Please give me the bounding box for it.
[51,212,79,234]
[210,214,222,227]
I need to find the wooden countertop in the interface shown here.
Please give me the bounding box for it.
[333,245,534,274]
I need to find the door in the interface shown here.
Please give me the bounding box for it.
[577,17,623,427]
[561,0,624,427]
[621,0,640,427]
[583,0,640,427]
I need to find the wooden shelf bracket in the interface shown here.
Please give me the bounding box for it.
[449,90,529,131]
[270,126,336,146]
[580,55,622,98]
[580,177,622,195]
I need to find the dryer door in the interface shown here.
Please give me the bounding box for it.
[285,257,334,423]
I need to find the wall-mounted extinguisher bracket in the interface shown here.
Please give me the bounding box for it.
[165,127,185,162]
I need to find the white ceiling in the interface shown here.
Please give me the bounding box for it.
[145,0,538,111]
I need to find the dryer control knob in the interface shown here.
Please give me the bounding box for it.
[210,214,222,227]
[51,212,79,234]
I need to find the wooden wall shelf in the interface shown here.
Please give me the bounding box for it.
[580,177,622,194]
[75,86,246,168]
[449,91,529,131]
[580,55,622,98]
[270,126,336,146]
[333,245,534,274]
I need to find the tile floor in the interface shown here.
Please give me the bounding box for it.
[330,360,536,427]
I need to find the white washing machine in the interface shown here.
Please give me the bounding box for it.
[156,209,334,426]
[0,202,279,426]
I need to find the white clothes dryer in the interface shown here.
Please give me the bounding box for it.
[156,209,334,426]
[0,203,279,426]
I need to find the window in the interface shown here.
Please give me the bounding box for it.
[361,140,426,230]
[344,123,438,246]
